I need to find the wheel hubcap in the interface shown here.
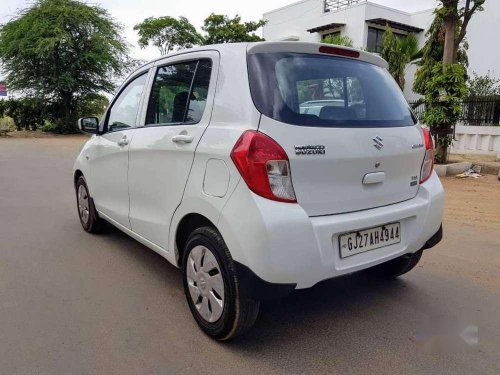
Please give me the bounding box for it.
[186,245,225,323]
[77,185,90,225]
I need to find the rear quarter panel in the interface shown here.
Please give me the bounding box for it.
[168,46,262,265]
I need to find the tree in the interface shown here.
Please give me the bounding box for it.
[379,27,419,90]
[414,1,485,162]
[77,94,110,118]
[441,0,485,65]
[467,71,500,97]
[202,14,267,44]
[0,0,133,133]
[322,34,353,47]
[134,16,203,55]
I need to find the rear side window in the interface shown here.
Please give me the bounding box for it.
[186,60,212,123]
[146,59,212,126]
[247,53,416,128]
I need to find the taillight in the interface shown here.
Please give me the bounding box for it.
[319,46,360,59]
[230,131,296,203]
[420,127,434,184]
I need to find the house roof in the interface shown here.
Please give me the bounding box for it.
[366,18,424,33]
[307,23,345,33]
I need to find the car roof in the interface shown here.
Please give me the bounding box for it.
[131,41,388,76]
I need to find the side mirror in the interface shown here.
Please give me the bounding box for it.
[78,116,99,134]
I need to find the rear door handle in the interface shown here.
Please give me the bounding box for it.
[171,134,194,144]
[117,137,129,147]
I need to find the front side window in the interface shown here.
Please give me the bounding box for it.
[146,59,212,126]
[107,73,148,132]
[248,52,416,128]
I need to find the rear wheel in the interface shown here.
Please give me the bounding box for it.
[368,250,423,278]
[182,227,259,340]
[76,176,106,233]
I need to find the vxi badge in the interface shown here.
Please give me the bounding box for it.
[294,145,326,155]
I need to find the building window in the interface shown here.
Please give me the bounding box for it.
[367,27,405,53]
[367,27,385,53]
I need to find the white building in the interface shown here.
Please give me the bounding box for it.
[263,0,500,101]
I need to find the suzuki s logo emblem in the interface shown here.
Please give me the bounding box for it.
[373,136,384,150]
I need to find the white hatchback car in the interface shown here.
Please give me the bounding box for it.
[74,42,444,340]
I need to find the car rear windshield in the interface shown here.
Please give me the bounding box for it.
[247,52,416,128]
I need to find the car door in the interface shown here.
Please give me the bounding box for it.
[89,72,149,228]
[128,52,218,250]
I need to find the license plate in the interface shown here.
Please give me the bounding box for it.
[339,222,401,258]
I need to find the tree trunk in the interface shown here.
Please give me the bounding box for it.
[440,7,458,163]
[437,144,449,164]
[443,15,456,65]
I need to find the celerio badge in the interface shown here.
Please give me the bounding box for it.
[294,145,326,155]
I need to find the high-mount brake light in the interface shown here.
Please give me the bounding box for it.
[420,128,434,184]
[319,46,360,59]
[230,131,296,203]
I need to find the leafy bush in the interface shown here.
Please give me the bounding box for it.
[0,115,16,133]
[421,63,467,162]
[322,34,353,47]
[0,98,46,131]
[41,121,58,133]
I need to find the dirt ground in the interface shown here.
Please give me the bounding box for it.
[4,130,91,140]
[449,153,499,163]
[442,175,500,230]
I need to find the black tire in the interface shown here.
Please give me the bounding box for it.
[182,226,260,341]
[75,176,106,233]
[367,250,423,278]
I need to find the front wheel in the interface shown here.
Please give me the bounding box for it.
[75,176,106,233]
[367,250,423,278]
[182,227,259,340]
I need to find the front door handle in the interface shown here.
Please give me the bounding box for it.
[117,137,129,147]
[171,134,194,144]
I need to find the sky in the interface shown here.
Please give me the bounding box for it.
[0,0,438,63]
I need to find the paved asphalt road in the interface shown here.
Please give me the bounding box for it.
[0,137,499,375]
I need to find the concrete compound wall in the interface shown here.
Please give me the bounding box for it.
[450,125,500,156]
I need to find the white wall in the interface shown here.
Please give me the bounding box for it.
[263,0,375,47]
[402,8,435,100]
[263,0,324,42]
[464,0,500,78]
[451,125,500,155]
[263,1,419,49]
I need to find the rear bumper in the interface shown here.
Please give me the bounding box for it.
[218,171,444,291]
[423,224,443,250]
